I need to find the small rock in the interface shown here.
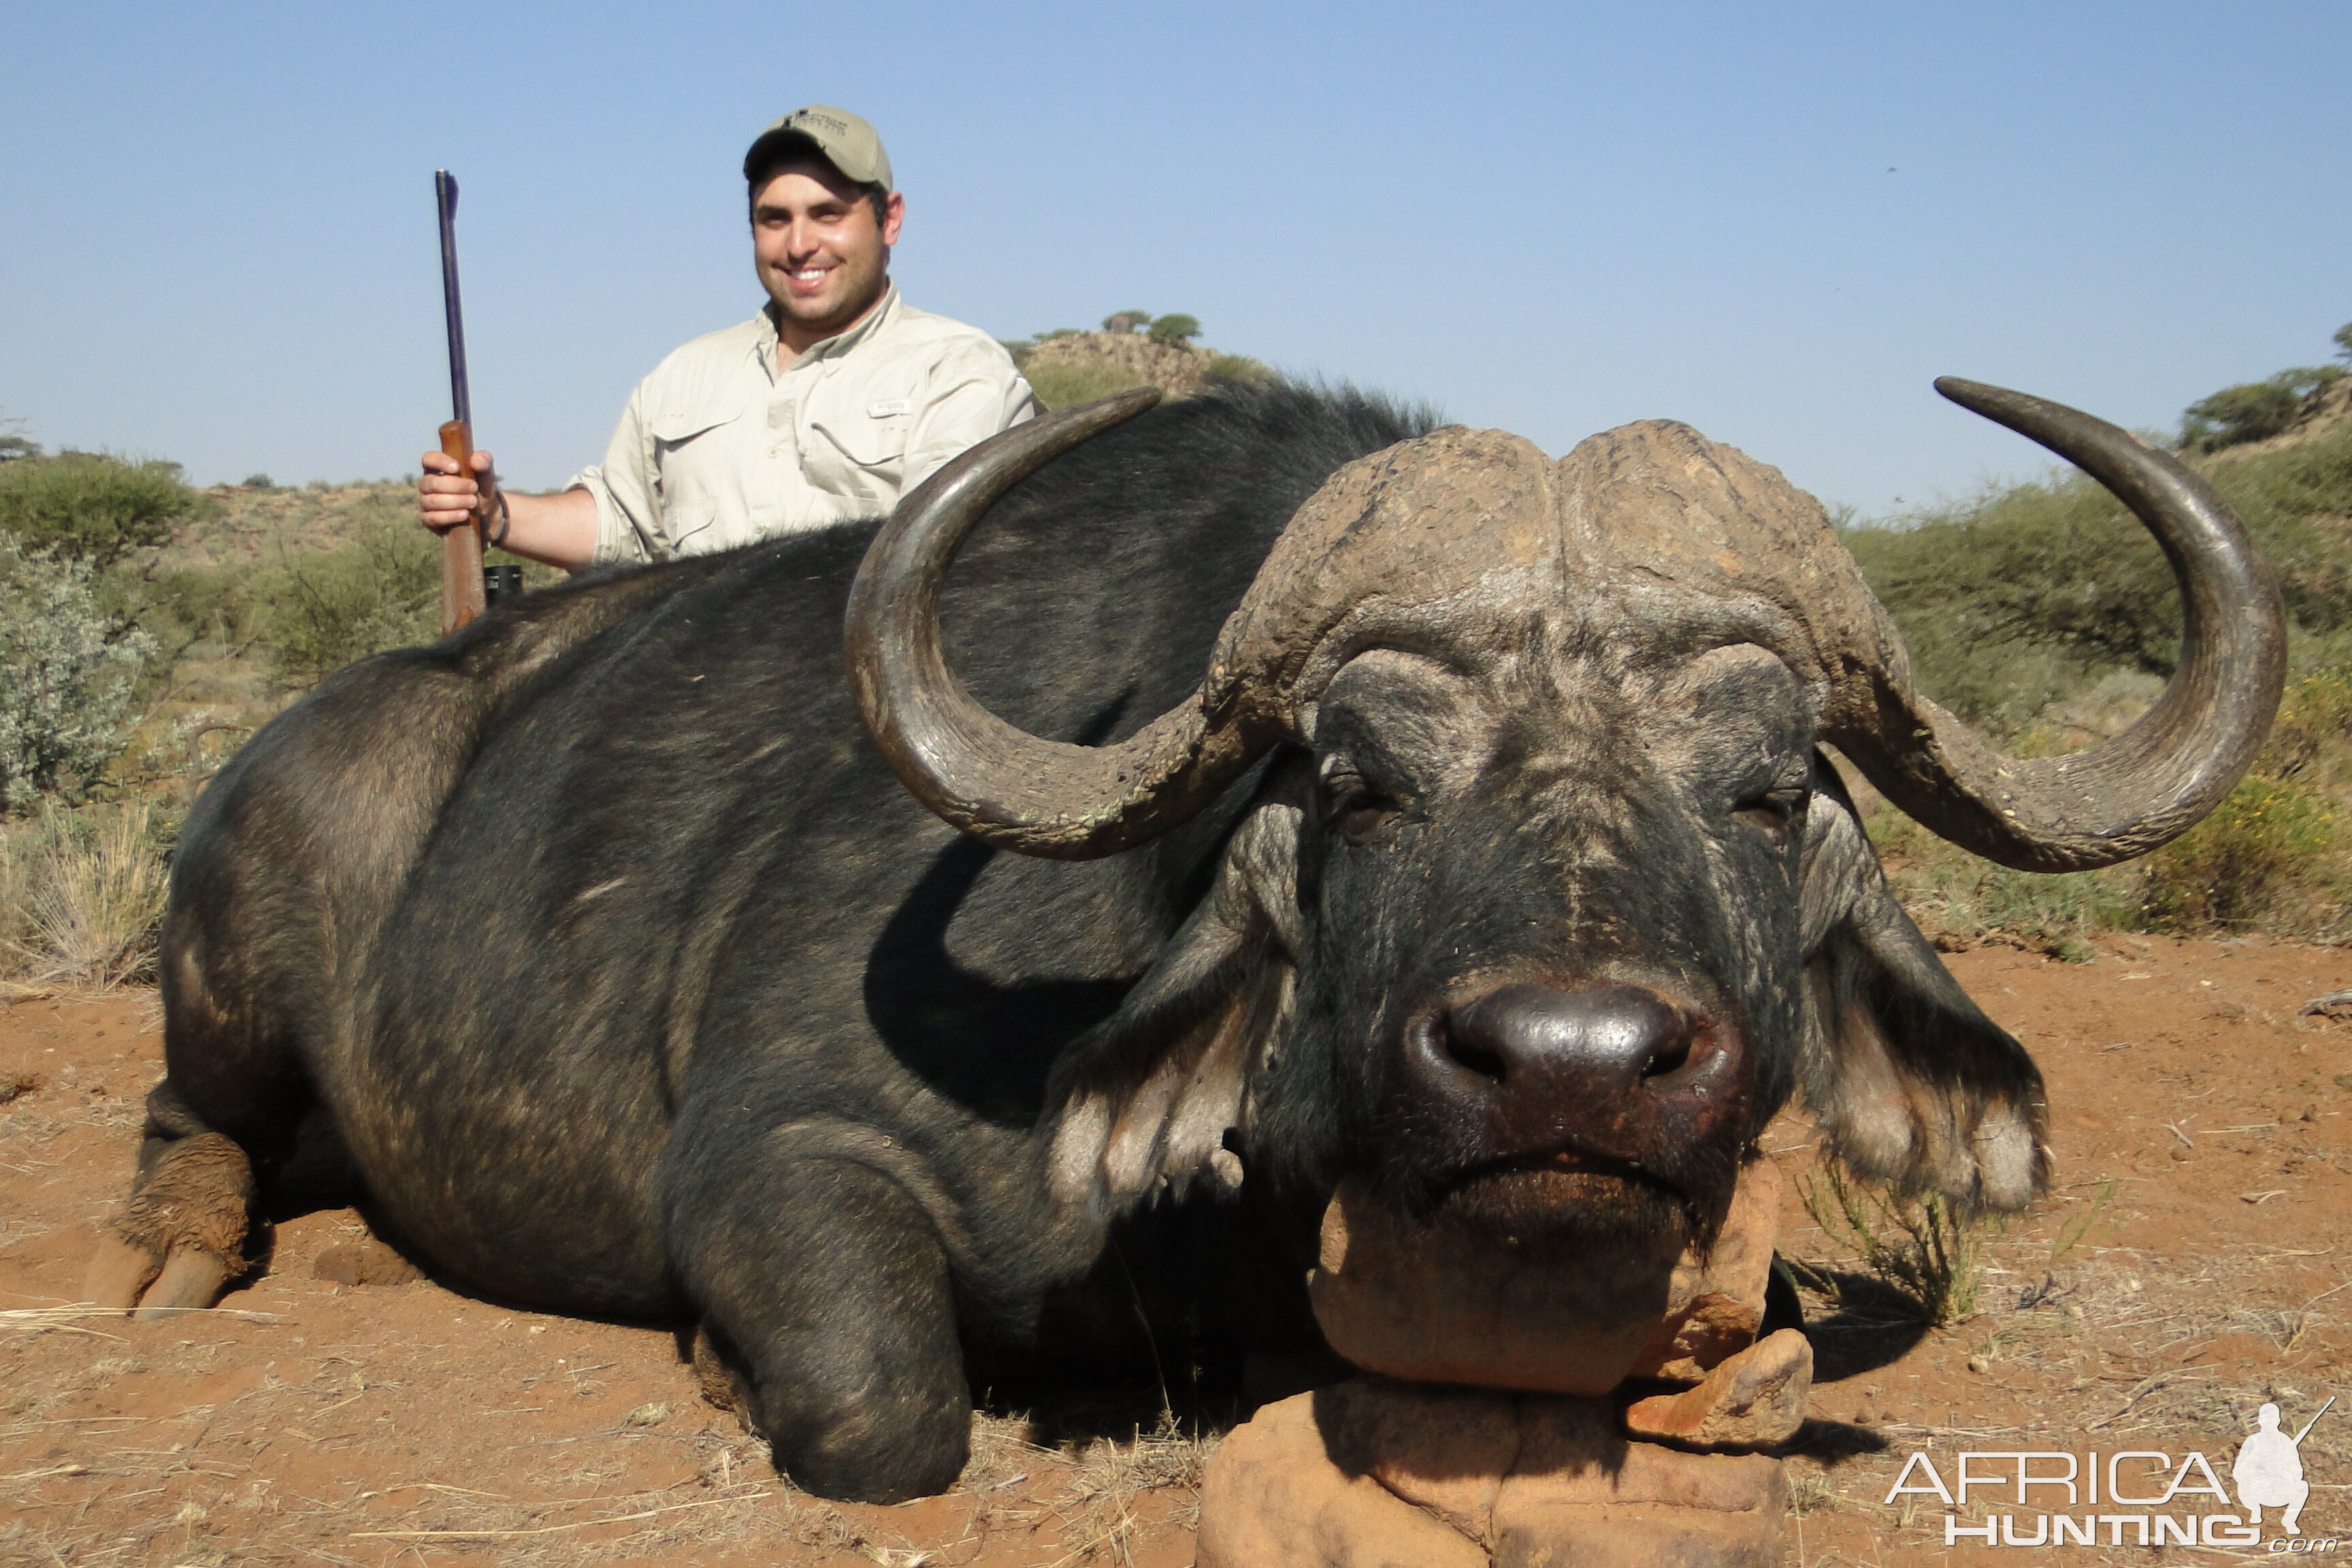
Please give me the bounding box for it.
[622,1402,670,1428]
[1966,1355,1990,1375]
[1622,1328,1812,1450]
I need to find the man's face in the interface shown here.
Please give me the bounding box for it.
[751,158,904,348]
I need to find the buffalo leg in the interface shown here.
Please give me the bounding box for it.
[86,927,312,1315]
[671,1155,970,1503]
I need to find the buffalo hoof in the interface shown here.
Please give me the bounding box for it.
[132,1246,236,1320]
[86,1130,253,1316]
[81,1233,163,1311]
[691,1326,753,1428]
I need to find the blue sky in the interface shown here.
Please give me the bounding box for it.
[3,1,2346,518]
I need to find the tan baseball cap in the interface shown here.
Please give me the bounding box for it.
[742,105,894,191]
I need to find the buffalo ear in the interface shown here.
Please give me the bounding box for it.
[1043,795,1304,1213]
[1793,764,2049,1211]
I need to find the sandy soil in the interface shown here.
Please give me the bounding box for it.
[2,934,2347,1566]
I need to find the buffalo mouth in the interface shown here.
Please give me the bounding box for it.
[1423,1138,1740,1254]
[1369,978,1754,1254]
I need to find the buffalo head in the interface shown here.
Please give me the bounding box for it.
[845,382,2283,1264]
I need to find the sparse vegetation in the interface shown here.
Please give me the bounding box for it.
[1792,1158,2004,1326]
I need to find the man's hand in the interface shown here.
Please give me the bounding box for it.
[417,449,600,573]
[419,447,497,535]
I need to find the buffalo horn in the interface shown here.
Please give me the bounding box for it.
[1829,377,2287,872]
[845,390,1290,860]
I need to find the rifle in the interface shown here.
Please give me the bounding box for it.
[433,172,521,632]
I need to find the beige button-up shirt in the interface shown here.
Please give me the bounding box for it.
[573,284,1036,564]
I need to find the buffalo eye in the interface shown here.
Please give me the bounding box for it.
[1322,762,1404,844]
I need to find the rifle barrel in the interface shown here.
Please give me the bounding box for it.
[435,170,471,429]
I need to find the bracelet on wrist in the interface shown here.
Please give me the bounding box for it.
[487,491,512,549]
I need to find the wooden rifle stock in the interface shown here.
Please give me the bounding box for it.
[438,419,489,632]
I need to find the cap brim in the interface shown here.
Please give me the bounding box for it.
[742,127,880,187]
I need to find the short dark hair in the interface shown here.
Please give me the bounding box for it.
[747,154,890,230]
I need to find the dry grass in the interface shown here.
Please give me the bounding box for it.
[1047,1408,1214,1565]
[1,798,169,991]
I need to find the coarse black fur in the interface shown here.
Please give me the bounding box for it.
[123,380,2047,1503]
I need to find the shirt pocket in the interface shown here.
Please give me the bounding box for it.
[804,399,911,500]
[647,406,745,538]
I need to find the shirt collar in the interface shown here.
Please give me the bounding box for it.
[763,281,901,375]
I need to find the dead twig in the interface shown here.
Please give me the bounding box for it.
[349,1492,744,1538]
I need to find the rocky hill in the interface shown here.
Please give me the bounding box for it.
[1007,327,1273,410]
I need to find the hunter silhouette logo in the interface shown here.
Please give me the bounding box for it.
[1883,1394,2337,1549]
[2236,1397,2332,1536]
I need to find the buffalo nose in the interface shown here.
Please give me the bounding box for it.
[1443,983,1697,1096]
[1401,980,1752,1194]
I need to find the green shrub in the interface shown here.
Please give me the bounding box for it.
[1844,418,2352,721]
[1101,310,1152,334]
[2141,774,2340,932]
[242,473,276,490]
[1863,801,2138,960]
[1207,353,1275,385]
[1147,313,1201,346]
[0,538,154,811]
[1026,361,1154,412]
[0,451,214,570]
[2181,368,2343,453]
[259,513,440,685]
[2259,663,2352,786]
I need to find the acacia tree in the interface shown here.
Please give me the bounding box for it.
[0,451,211,571]
[1147,312,1201,346]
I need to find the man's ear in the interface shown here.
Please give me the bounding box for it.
[880,190,905,246]
[1793,760,2050,1211]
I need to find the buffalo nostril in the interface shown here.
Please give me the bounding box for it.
[1441,1018,1509,1084]
[1640,1033,1693,1079]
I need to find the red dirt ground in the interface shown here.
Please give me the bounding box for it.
[3,933,2347,1566]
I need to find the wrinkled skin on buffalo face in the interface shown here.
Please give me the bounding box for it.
[88,380,2235,1506]
[1284,633,1811,1253]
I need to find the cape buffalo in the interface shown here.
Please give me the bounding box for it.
[86,378,2282,1502]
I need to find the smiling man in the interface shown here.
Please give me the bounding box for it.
[418,106,1036,570]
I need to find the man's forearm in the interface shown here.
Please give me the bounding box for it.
[497,487,600,572]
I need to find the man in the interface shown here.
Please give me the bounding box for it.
[419,105,1036,570]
